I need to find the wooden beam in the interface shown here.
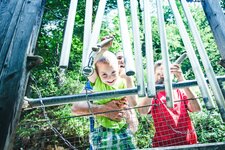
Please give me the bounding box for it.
[201,0,225,67]
[0,0,45,149]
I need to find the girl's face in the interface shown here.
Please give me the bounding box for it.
[96,62,119,86]
[155,64,175,84]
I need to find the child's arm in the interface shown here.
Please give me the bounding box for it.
[88,69,98,83]
[87,47,108,83]
[125,108,139,133]
[137,97,152,115]
[88,36,113,83]
[120,71,137,106]
[120,70,139,133]
[125,77,137,106]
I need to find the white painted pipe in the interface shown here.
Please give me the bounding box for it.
[59,0,78,68]
[169,0,215,110]
[181,0,224,114]
[143,0,156,97]
[130,0,145,96]
[156,0,174,108]
[84,0,106,71]
[117,0,136,76]
[82,0,93,68]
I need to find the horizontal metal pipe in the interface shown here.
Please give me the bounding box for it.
[26,76,225,108]
[92,37,114,52]
[97,37,114,48]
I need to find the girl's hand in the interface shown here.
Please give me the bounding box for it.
[170,64,185,82]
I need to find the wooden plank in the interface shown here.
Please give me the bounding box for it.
[0,0,19,46]
[0,0,24,71]
[201,0,225,62]
[0,0,46,149]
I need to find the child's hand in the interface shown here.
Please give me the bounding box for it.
[170,64,185,82]
[119,67,126,78]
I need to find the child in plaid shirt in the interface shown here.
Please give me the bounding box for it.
[88,50,138,150]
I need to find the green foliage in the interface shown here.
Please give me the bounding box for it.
[15,105,90,149]
[135,115,155,148]
[221,0,225,9]
[190,5,224,76]
[191,109,225,143]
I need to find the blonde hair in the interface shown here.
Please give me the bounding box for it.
[95,51,118,72]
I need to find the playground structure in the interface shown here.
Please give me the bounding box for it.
[1,0,225,149]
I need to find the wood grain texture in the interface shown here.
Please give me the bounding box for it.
[0,0,46,149]
[202,0,225,60]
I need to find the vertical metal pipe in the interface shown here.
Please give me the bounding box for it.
[139,0,144,9]
[181,0,225,120]
[143,0,156,97]
[117,0,136,76]
[156,0,174,108]
[130,0,145,97]
[168,0,215,110]
[84,0,106,69]
[81,2,94,145]
[82,0,93,68]
[59,0,78,68]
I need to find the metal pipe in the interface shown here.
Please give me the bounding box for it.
[218,80,225,122]
[83,37,114,77]
[82,51,97,77]
[156,0,174,108]
[83,0,106,71]
[97,37,114,48]
[81,2,95,144]
[143,0,156,97]
[59,0,78,68]
[26,76,225,108]
[168,0,215,110]
[130,0,145,97]
[117,0,136,76]
[181,0,225,120]
[174,53,187,64]
[82,0,93,68]
[92,37,114,52]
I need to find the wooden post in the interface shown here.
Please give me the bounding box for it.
[0,0,45,149]
[201,0,225,68]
